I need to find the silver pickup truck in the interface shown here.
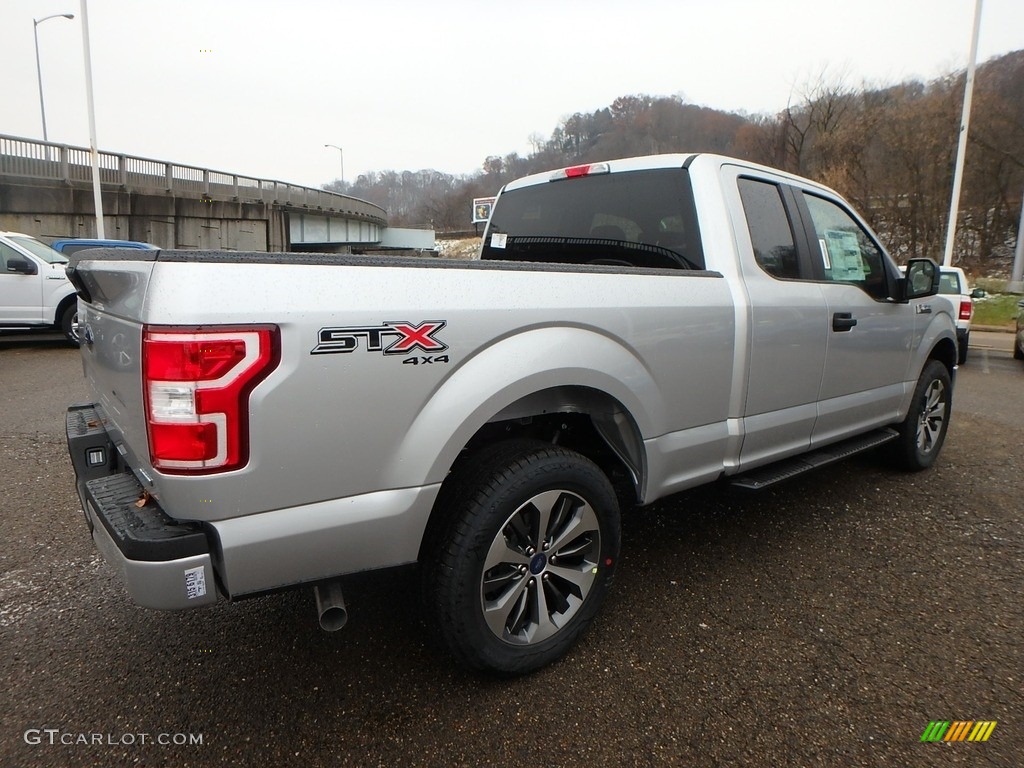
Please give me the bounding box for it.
[65,153,956,674]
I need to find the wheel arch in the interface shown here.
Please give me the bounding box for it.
[55,292,78,327]
[472,385,644,489]
[928,336,957,377]
[384,325,661,489]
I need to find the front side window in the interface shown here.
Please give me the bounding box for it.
[802,193,888,299]
[738,178,799,279]
[0,242,19,273]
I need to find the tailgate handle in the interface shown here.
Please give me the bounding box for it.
[832,312,857,332]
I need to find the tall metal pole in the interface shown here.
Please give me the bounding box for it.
[1008,190,1024,292]
[33,13,75,143]
[80,0,105,238]
[942,0,983,267]
[33,22,47,142]
[325,144,344,187]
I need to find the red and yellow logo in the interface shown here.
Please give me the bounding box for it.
[920,721,996,742]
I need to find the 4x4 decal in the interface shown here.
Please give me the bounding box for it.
[312,321,448,356]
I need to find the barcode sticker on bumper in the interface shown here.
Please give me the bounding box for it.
[184,566,207,599]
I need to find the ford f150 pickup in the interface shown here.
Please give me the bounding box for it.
[1,231,79,344]
[65,154,956,674]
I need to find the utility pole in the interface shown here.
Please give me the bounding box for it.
[942,0,983,267]
[80,0,105,238]
[1008,190,1024,293]
[33,13,75,143]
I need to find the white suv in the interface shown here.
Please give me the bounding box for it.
[0,232,79,344]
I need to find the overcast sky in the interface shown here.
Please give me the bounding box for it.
[2,0,1022,189]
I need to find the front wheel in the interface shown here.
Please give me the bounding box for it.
[424,440,620,675]
[890,360,952,471]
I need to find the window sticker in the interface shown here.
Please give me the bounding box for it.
[823,229,864,281]
[818,238,831,269]
[490,233,507,249]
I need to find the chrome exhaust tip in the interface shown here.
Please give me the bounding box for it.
[314,581,348,632]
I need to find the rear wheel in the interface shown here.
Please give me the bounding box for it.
[890,360,951,471]
[424,440,620,675]
[60,303,80,347]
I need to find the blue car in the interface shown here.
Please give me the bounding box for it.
[50,238,158,257]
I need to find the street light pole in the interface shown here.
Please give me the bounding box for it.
[80,0,105,238]
[942,0,984,267]
[33,12,75,143]
[324,144,344,187]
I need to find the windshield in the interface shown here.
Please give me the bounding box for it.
[10,236,68,265]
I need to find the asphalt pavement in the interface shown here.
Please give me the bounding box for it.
[1,334,1021,768]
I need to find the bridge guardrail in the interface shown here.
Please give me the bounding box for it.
[0,133,386,226]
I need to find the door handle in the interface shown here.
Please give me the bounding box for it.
[832,312,857,332]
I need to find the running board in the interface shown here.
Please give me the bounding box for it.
[730,428,899,490]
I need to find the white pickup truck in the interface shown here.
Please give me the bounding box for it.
[0,231,79,344]
[65,154,957,674]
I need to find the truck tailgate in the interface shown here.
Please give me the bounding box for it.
[71,256,157,481]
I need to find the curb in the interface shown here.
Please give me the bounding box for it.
[973,325,1016,333]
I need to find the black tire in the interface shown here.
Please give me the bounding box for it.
[891,360,952,471]
[423,440,620,675]
[957,332,969,365]
[1014,340,1024,361]
[60,303,80,347]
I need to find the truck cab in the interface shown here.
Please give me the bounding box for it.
[0,231,78,344]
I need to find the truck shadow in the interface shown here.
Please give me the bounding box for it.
[0,332,70,350]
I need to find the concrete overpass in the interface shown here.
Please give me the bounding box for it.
[0,133,426,252]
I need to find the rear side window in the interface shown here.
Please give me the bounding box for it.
[938,272,961,294]
[738,178,799,279]
[481,169,703,270]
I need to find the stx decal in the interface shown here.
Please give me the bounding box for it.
[312,321,448,356]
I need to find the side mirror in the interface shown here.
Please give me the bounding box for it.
[897,258,940,302]
[5,257,38,275]
[970,288,987,299]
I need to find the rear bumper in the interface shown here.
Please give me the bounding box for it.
[66,403,218,610]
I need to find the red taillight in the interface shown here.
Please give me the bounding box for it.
[959,300,972,321]
[143,326,279,474]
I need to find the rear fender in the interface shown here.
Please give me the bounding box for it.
[382,326,660,490]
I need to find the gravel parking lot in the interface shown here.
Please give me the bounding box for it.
[1,333,1021,768]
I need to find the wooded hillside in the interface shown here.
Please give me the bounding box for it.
[326,50,1024,273]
